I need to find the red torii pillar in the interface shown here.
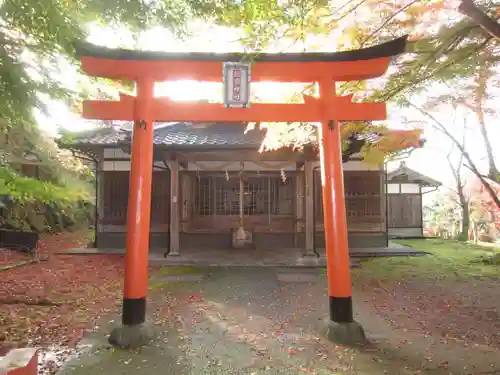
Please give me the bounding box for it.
[76,36,411,348]
[122,78,154,326]
[318,78,362,342]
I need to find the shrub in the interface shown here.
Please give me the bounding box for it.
[0,166,94,233]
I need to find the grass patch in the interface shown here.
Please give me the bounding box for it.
[158,266,205,276]
[148,266,206,290]
[82,229,95,245]
[354,239,500,281]
[149,281,172,290]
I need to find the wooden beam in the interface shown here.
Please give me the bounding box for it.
[80,57,393,83]
[173,148,317,162]
[82,94,387,122]
[158,150,190,167]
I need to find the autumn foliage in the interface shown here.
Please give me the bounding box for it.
[0,232,123,355]
[476,180,500,232]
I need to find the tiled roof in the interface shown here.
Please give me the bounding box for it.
[71,122,420,157]
[73,122,267,148]
[153,123,266,148]
[74,126,127,145]
[388,162,442,187]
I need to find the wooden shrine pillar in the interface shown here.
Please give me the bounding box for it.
[295,165,305,248]
[318,80,365,343]
[108,77,156,348]
[180,173,191,232]
[304,161,315,255]
[95,148,105,248]
[167,160,180,256]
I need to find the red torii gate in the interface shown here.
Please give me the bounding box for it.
[77,36,415,347]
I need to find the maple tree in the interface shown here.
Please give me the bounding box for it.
[210,0,500,99]
[203,0,499,159]
[0,0,213,134]
[409,101,498,241]
[419,115,473,240]
[0,0,220,231]
[424,61,499,180]
[473,179,500,236]
[408,72,500,210]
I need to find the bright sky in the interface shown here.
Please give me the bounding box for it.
[34,21,500,200]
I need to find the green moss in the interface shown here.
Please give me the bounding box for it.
[354,239,500,281]
[158,266,205,276]
[148,267,206,290]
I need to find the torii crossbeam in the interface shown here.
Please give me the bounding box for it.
[77,35,410,348]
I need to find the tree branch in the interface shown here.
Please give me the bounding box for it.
[406,100,500,210]
[361,0,421,47]
[474,61,500,182]
[458,0,500,39]
[383,36,492,101]
[449,63,500,184]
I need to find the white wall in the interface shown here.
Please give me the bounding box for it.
[387,182,420,194]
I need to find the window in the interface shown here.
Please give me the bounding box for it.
[314,170,383,222]
[387,183,400,194]
[103,171,130,225]
[194,174,294,216]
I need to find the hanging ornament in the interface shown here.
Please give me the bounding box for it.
[196,170,200,180]
[280,168,287,183]
[225,169,230,181]
[256,170,260,179]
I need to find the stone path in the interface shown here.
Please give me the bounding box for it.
[58,267,499,375]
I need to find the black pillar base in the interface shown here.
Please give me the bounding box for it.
[326,320,366,346]
[326,296,366,346]
[108,322,155,349]
[123,297,146,325]
[329,296,353,323]
[108,297,153,349]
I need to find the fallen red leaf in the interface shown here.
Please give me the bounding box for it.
[188,295,204,303]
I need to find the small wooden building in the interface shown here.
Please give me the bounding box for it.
[386,162,441,238]
[68,122,405,254]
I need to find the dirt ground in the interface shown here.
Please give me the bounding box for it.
[353,239,500,352]
[356,276,500,349]
[0,231,126,369]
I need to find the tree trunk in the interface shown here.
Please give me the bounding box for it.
[458,0,500,39]
[472,62,500,184]
[472,221,479,244]
[477,116,500,183]
[461,206,471,241]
